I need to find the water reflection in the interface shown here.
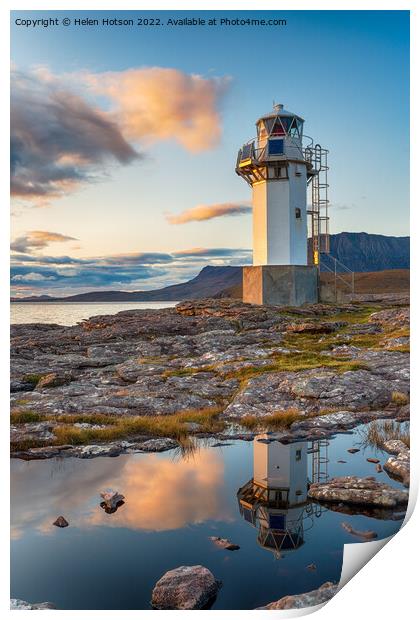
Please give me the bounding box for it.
[11,448,232,539]
[237,435,329,558]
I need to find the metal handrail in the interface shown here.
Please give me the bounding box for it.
[321,254,355,298]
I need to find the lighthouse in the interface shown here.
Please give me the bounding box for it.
[237,434,329,558]
[236,103,329,306]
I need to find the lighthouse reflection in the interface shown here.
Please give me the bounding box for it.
[237,434,329,558]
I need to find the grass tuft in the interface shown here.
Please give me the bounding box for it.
[391,391,409,406]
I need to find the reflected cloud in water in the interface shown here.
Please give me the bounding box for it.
[11,448,232,539]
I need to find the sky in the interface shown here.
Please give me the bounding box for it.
[10,10,410,296]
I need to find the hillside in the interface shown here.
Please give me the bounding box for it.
[327,232,409,272]
[11,233,409,302]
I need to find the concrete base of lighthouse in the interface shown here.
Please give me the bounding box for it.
[243,265,319,306]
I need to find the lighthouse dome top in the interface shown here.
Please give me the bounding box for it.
[256,103,304,124]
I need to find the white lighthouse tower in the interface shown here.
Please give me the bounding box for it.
[237,435,329,558]
[236,103,329,306]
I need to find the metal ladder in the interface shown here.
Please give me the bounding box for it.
[306,143,330,264]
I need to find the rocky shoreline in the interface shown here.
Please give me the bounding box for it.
[11,297,409,458]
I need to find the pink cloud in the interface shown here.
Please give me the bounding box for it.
[88,67,229,152]
[166,201,251,224]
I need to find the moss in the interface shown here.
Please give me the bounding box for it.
[22,373,43,386]
[223,351,367,382]
[162,366,215,378]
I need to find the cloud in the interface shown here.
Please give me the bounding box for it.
[11,448,231,540]
[10,230,77,253]
[167,201,252,225]
[11,68,139,203]
[88,67,229,152]
[11,272,56,282]
[173,247,250,258]
[10,246,251,296]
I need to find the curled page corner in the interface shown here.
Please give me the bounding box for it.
[339,535,393,589]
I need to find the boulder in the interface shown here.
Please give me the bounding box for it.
[308,476,408,508]
[257,582,337,609]
[53,516,69,528]
[384,450,410,487]
[151,565,221,609]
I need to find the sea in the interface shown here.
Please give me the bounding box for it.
[10,302,178,326]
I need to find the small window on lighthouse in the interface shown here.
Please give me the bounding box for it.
[268,138,284,155]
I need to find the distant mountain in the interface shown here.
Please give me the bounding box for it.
[11,265,243,303]
[11,233,409,302]
[327,232,409,272]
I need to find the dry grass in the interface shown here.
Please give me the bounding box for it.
[240,409,302,431]
[360,420,410,450]
[10,406,225,451]
[391,391,409,406]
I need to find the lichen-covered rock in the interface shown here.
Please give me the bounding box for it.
[257,582,337,609]
[36,372,72,389]
[309,476,408,508]
[10,599,56,610]
[384,450,410,487]
[382,439,409,455]
[151,565,221,609]
[10,422,56,445]
[10,299,409,456]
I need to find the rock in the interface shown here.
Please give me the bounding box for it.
[10,299,409,458]
[135,438,179,452]
[309,476,409,508]
[184,422,203,432]
[10,599,57,610]
[10,380,35,393]
[257,582,337,609]
[341,522,378,540]
[384,449,410,487]
[347,448,360,454]
[382,439,409,455]
[209,536,240,551]
[306,563,317,571]
[211,442,234,448]
[10,422,56,445]
[100,490,125,513]
[369,307,409,329]
[53,515,69,528]
[286,321,343,334]
[151,565,221,609]
[37,372,72,389]
[367,458,380,464]
[376,463,383,473]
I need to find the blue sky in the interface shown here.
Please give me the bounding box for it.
[10,10,409,296]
